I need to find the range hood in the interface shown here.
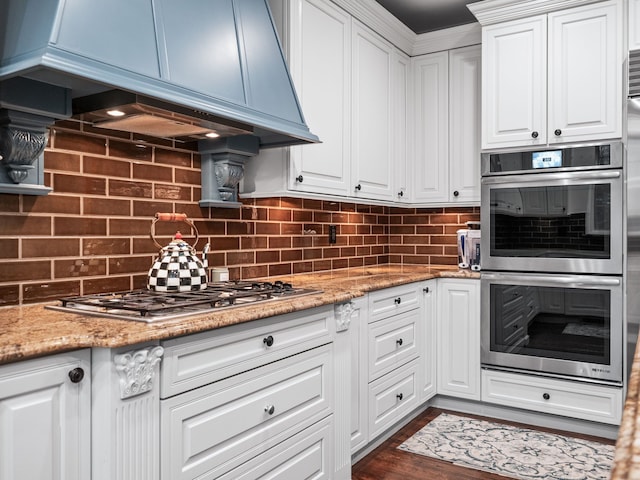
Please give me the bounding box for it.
[0,0,318,201]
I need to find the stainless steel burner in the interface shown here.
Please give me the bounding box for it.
[46,281,322,322]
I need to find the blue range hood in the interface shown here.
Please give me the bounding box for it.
[0,0,318,148]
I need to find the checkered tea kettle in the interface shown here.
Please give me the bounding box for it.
[147,213,209,292]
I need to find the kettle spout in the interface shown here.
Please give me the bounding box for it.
[202,243,210,269]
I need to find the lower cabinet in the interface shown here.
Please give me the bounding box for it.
[0,350,91,480]
[436,278,481,400]
[482,369,623,425]
[350,297,369,453]
[159,305,340,480]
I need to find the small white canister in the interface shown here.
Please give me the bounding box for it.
[211,267,229,282]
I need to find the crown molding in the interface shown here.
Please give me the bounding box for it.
[331,0,416,54]
[468,0,605,26]
[412,22,481,56]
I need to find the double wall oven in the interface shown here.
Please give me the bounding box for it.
[480,142,624,385]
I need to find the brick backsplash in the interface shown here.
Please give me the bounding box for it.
[0,122,479,306]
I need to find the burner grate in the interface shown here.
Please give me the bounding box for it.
[49,281,321,321]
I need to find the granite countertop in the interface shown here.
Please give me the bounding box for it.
[0,265,478,365]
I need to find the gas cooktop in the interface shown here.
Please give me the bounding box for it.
[46,281,322,322]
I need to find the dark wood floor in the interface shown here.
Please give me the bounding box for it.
[351,407,616,480]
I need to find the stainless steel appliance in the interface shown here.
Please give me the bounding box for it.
[481,272,623,384]
[480,141,625,385]
[47,281,322,322]
[481,142,623,274]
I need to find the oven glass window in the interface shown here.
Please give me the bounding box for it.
[490,284,610,364]
[490,184,611,259]
[487,145,611,173]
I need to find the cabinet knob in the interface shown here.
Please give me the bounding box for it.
[423,287,429,293]
[543,392,550,400]
[68,367,85,384]
[531,131,539,139]
[554,129,562,136]
[398,191,404,197]
[295,175,304,183]
[394,297,401,305]
[263,335,274,347]
[355,184,361,191]
[453,190,459,197]
[396,393,403,401]
[396,338,403,346]
[513,324,519,330]
[264,404,275,415]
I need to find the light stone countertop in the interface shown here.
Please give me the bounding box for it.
[0,264,478,365]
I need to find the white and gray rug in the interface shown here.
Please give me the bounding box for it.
[398,413,614,480]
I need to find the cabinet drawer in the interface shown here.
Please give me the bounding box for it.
[481,369,622,425]
[369,284,420,322]
[368,309,419,381]
[161,305,333,398]
[368,359,419,439]
[217,416,334,480]
[161,345,333,480]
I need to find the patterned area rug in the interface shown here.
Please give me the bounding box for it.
[398,413,614,480]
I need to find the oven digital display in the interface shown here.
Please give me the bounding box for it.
[532,150,562,169]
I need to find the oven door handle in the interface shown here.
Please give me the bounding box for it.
[482,273,621,287]
[482,169,621,185]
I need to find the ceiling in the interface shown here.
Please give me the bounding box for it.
[373,0,479,34]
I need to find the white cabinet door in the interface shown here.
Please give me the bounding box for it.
[351,21,394,201]
[349,297,368,454]
[437,279,480,400]
[393,49,410,203]
[482,15,547,149]
[0,351,91,480]
[287,0,351,196]
[449,45,481,203]
[412,51,449,202]
[419,280,437,402]
[547,1,622,144]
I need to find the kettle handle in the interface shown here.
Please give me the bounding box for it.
[150,212,200,249]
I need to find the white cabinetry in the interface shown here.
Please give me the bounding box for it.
[160,305,342,480]
[412,45,481,204]
[366,284,421,439]
[0,350,91,480]
[436,278,480,400]
[419,280,437,401]
[243,0,407,203]
[479,0,622,149]
[631,0,640,50]
[349,297,368,453]
[482,369,622,424]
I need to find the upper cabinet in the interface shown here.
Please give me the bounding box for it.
[477,0,623,150]
[412,45,481,204]
[631,0,640,50]
[243,0,407,203]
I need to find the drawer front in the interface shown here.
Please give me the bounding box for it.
[368,359,419,439]
[161,305,333,398]
[368,310,419,381]
[481,369,622,425]
[369,284,420,322]
[218,416,334,480]
[161,345,333,480]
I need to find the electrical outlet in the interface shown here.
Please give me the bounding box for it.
[329,225,337,244]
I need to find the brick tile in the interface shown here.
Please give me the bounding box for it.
[281,198,303,209]
[53,130,106,155]
[0,194,19,212]
[110,218,152,236]
[255,222,279,235]
[293,261,313,274]
[228,221,254,235]
[268,263,291,276]
[332,259,348,269]
[241,265,269,279]
[175,168,200,185]
[0,216,51,235]
[241,236,268,250]
[55,217,106,236]
[109,179,153,198]
[256,250,280,263]
[23,194,81,214]
[23,238,79,258]
[155,148,192,167]
[0,285,19,306]
[84,156,131,178]
[109,255,154,275]
[55,258,107,278]
[23,280,80,303]
[133,163,173,182]
[242,206,267,221]
[269,237,291,249]
[281,249,302,261]
[0,260,50,282]
[154,184,191,201]
[430,255,457,265]
[0,239,18,258]
[54,174,106,195]
[84,197,130,216]
[227,251,255,265]
[83,238,131,256]
[45,151,81,172]
[268,208,292,222]
[83,276,132,294]
[109,139,153,161]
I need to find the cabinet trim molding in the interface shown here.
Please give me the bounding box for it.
[114,346,164,399]
[335,301,355,332]
[469,0,604,26]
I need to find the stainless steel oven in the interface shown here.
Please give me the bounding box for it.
[481,272,623,384]
[481,142,623,274]
[480,141,624,385]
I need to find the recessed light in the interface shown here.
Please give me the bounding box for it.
[205,132,220,138]
[106,109,126,117]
